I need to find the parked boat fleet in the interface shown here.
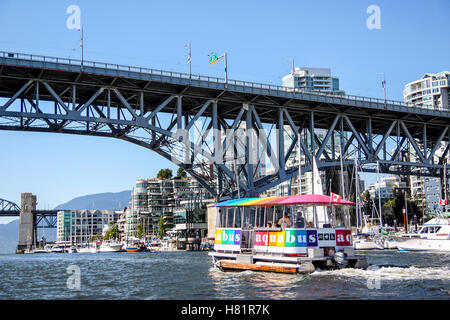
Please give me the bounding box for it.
[352,216,450,251]
[28,239,178,254]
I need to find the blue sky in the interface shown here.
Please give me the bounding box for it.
[0,0,449,216]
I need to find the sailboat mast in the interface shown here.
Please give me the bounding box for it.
[298,132,302,195]
[355,155,360,230]
[377,161,383,227]
[338,132,348,227]
[444,160,448,213]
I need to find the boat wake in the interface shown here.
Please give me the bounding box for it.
[311,264,450,281]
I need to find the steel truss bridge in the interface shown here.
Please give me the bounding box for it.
[0,198,57,228]
[0,52,449,199]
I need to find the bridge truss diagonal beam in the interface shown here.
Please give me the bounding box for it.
[1,67,449,200]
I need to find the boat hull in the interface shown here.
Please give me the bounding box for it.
[396,238,450,251]
[354,241,384,250]
[99,244,123,252]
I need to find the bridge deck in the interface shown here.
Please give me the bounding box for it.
[0,51,449,140]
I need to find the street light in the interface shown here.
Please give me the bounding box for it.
[185,42,191,80]
[377,72,386,107]
[77,26,84,70]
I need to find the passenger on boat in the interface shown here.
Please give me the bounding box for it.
[266,222,273,228]
[295,212,305,228]
[277,213,292,228]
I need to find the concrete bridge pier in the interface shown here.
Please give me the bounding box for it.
[16,193,36,254]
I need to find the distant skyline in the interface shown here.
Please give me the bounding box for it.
[0,0,449,216]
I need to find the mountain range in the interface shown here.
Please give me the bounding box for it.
[54,190,131,210]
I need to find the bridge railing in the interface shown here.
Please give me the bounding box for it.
[1,51,449,113]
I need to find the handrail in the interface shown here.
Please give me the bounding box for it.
[1,51,448,113]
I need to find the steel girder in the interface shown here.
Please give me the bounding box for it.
[1,78,449,200]
[0,198,20,211]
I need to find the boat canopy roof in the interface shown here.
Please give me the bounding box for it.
[214,194,355,207]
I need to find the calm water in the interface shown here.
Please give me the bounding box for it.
[0,250,449,299]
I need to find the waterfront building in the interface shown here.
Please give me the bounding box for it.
[368,176,407,202]
[367,175,407,218]
[172,197,215,249]
[56,209,118,244]
[127,177,213,239]
[282,67,345,95]
[403,71,450,109]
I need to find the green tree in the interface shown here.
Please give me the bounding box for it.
[91,234,102,242]
[176,167,187,179]
[158,216,166,239]
[136,222,143,239]
[157,168,173,180]
[384,199,396,225]
[107,221,119,240]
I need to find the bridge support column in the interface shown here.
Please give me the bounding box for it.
[16,193,36,254]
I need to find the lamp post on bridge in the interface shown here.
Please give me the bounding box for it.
[185,42,191,81]
[377,72,386,108]
[77,26,84,70]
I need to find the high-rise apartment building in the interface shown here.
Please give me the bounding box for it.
[282,67,345,95]
[403,71,450,109]
[56,209,118,244]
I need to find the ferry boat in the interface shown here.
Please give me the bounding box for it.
[209,194,368,274]
[394,217,450,251]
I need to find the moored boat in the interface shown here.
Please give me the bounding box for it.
[394,217,450,251]
[125,245,142,252]
[99,241,123,252]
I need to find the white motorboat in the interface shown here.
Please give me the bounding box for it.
[99,241,123,252]
[353,235,385,250]
[32,248,50,254]
[383,237,398,249]
[68,246,78,253]
[50,245,67,253]
[395,217,450,251]
[78,243,98,253]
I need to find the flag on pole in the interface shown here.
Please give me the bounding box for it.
[381,80,386,89]
[209,53,218,65]
[439,199,448,205]
[331,192,342,202]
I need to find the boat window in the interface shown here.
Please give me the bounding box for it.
[435,227,441,233]
[419,227,428,234]
[429,227,435,233]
